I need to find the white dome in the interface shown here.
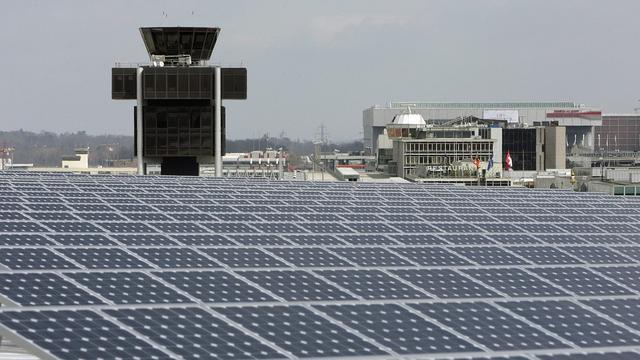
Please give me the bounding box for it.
[392,113,427,126]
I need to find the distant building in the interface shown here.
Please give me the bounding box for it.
[594,114,640,152]
[378,110,566,183]
[61,148,89,169]
[363,101,601,155]
[576,167,640,195]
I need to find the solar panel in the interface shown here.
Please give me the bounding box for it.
[314,269,430,300]
[1,172,640,359]
[463,268,569,297]
[452,246,529,265]
[507,246,583,265]
[392,269,500,298]
[337,234,395,245]
[441,233,495,245]
[47,234,116,246]
[57,248,150,269]
[560,246,634,264]
[267,247,352,267]
[592,266,640,292]
[391,246,471,266]
[66,271,193,304]
[502,300,640,347]
[412,302,569,351]
[130,247,221,268]
[531,267,634,296]
[283,233,345,245]
[330,247,413,267]
[106,307,283,359]
[217,305,385,357]
[0,248,78,270]
[237,269,356,301]
[154,270,276,302]
[0,234,53,246]
[0,273,105,306]
[0,309,173,359]
[316,303,480,354]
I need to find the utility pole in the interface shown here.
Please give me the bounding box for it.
[214,65,222,177]
[278,147,284,180]
[313,140,322,182]
[521,148,525,185]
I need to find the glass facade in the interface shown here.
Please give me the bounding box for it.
[140,105,225,157]
[594,115,640,152]
[401,139,494,176]
[502,128,538,171]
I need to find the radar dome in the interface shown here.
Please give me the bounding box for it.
[392,113,427,126]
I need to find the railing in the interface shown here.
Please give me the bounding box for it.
[113,61,246,68]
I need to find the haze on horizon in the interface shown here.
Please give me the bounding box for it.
[1,0,639,142]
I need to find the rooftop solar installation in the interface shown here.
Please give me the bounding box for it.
[0,172,639,360]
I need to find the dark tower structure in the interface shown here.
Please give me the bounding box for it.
[112,27,247,176]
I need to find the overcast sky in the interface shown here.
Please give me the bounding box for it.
[1,0,640,141]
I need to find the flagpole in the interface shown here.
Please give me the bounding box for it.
[522,148,525,185]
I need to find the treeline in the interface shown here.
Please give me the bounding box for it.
[0,130,363,167]
[226,135,363,155]
[0,130,134,167]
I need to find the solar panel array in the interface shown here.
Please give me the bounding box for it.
[0,171,640,360]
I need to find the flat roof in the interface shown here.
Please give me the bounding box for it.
[388,101,581,109]
[336,167,360,176]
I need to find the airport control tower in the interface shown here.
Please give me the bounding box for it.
[112,27,247,176]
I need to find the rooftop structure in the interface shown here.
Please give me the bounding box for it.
[0,172,639,359]
[364,101,602,155]
[112,26,247,176]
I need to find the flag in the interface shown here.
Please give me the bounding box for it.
[505,150,512,170]
[487,157,494,171]
[473,157,481,170]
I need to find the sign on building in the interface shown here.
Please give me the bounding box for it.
[483,110,519,123]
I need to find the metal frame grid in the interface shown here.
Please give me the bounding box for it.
[0,171,639,359]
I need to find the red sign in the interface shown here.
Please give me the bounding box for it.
[546,110,601,120]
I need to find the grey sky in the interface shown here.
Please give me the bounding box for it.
[1,0,639,141]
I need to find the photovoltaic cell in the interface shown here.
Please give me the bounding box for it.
[130,248,221,268]
[66,271,192,305]
[237,270,356,301]
[330,247,413,267]
[0,248,78,270]
[463,268,569,297]
[315,269,430,300]
[199,248,288,268]
[392,269,501,299]
[451,247,529,266]
[0,310,172,360]
[317,303,480,354]
[0,273,105,306]
[216,305,387,357]
[560,246,634,264]
[531,267,634,296]
[412,302,569,351]
[502,300,640,347]
[106,307,284,360]
[267,247,352,267]
[154,270,276,303]
[506,246,583,265]
[391,246,471,266]
[1,173,640,360]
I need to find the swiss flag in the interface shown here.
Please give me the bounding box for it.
[505,150,512,170]
[473,157,481,170]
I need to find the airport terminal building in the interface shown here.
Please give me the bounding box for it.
[363,101,602,155]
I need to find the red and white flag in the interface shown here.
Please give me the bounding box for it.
[505,150,512,170]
